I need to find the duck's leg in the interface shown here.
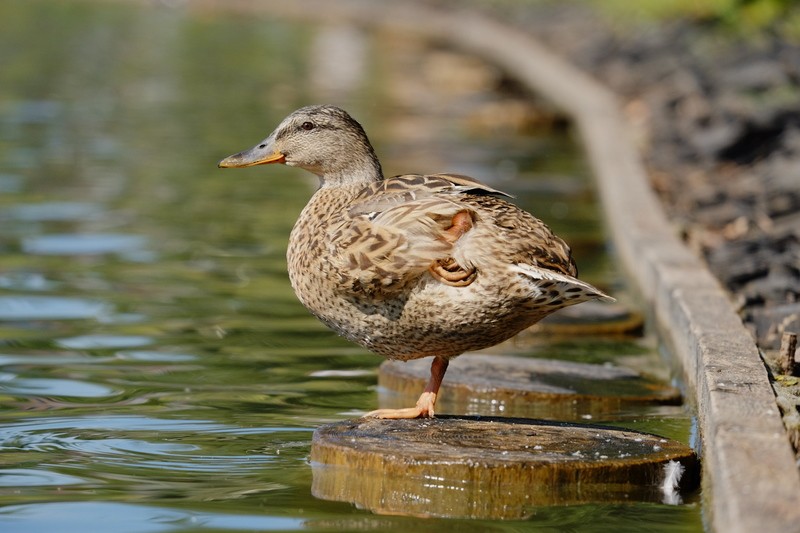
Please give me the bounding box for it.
[365,356,449,419]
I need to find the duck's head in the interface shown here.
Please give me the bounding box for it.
[218,105,383,187]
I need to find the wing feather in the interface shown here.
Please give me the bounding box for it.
[327,173,579,297]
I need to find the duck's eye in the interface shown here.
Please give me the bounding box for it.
[301,121,315,131]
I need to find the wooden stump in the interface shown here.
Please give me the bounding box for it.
[378,354,681,419]
[312,416,698,519]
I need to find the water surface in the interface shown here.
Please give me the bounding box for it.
[0,1,700,531]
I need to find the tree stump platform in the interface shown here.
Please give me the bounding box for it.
[311,416,698,519]
[378,354,681,419]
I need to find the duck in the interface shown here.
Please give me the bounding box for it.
[218,104,613,419]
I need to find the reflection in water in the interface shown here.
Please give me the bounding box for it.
[56,334,153,349]
[1,375,118,398]
[0,1,700,531]
[6,202,103,222]
[0,469,87,487]
[0,296,110,320]
[22,233,150,258]
[0,502,305,533]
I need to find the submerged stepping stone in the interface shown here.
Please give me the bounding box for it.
[378,354,681,419]
[528,300,644,336]
[311,416,698,519]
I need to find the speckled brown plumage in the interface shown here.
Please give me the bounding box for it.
[219,104,613,418]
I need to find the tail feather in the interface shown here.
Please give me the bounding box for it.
[511,263,615,307]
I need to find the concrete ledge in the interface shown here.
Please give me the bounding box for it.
[115,0,800,529]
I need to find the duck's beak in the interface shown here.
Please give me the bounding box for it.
[218,138,286,168]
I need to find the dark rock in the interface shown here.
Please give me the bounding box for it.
[721,60,789,92]
[747,303,800,349]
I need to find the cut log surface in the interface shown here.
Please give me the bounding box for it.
[312,416,698,519]
[378,354,681,419]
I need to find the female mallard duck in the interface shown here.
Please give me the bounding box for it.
[219,104,612,419]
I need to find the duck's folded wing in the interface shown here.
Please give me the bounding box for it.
[328,193,467,296]
[326,173,584,298]
[326,174,503,296]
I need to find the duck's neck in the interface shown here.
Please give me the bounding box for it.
[317,151,383,190]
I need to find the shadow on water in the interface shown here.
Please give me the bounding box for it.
[0,1,701,531]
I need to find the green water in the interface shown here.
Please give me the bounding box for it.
[0,1,701,531]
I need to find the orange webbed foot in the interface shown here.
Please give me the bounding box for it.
[365,391,437,419]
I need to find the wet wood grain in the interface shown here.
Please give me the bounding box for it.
[312,416,698,518]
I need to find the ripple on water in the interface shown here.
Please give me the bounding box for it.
[1,415,231,435]
[0,417,221,457]
[0,502,305,533]
[0,353,102,366]
[6,99,62,124]
[0,373,117,398]
[0,469,87,487]
[56,334,153,349]
[0,416,282,474]
[0,295,110,321]
[5,202,103,222]
[0,173,24,193]
[0,351,195,366]
[115,350,197,362]
[0,271,55,291]
[21,233,152,260]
